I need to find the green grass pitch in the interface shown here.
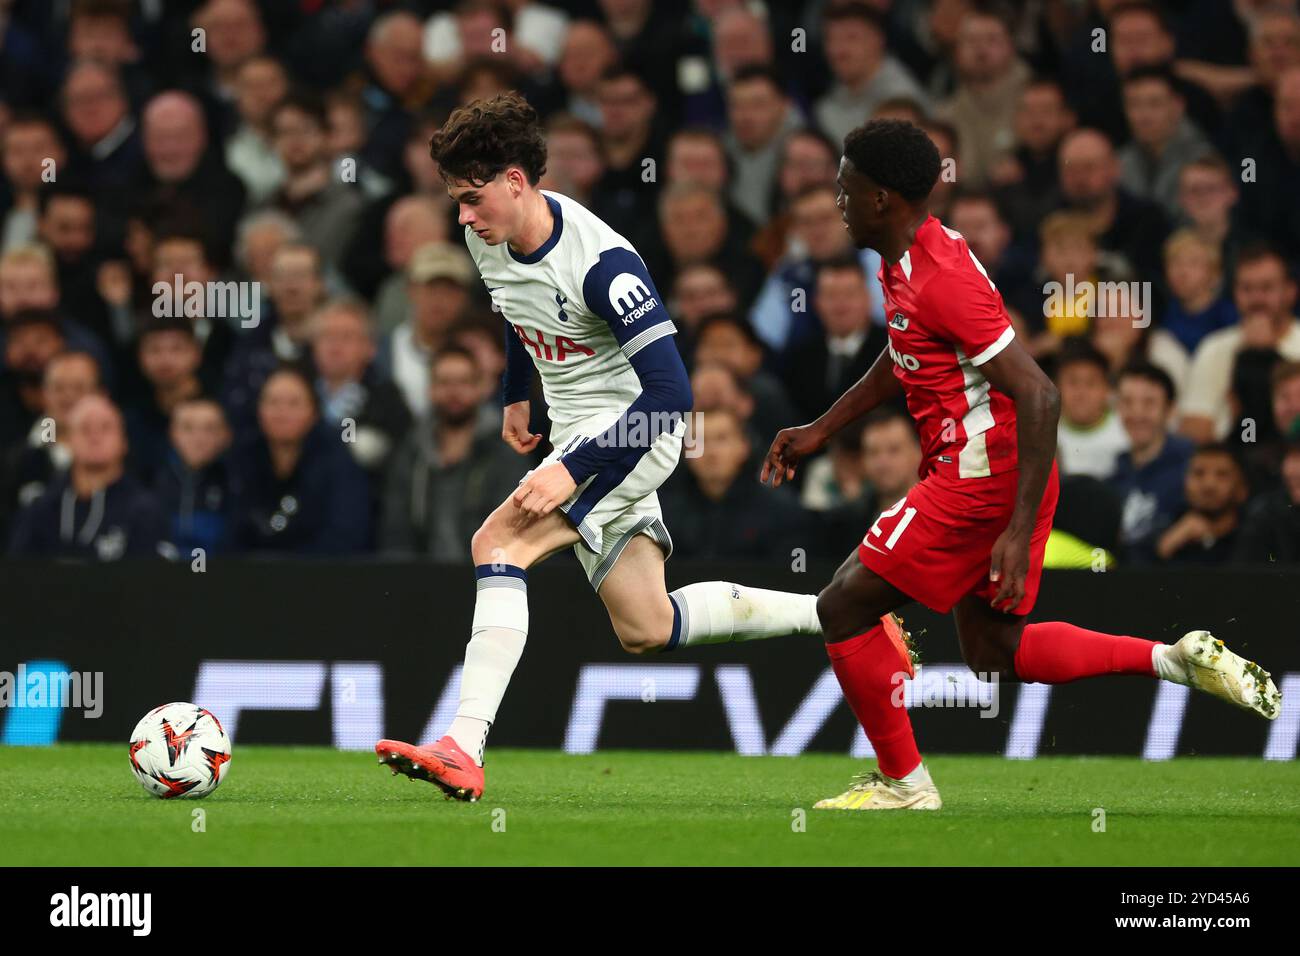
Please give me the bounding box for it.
[2,745,1297,866]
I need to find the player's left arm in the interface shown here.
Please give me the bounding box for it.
[978,337,1060,611]
[923,265,1060,612]
[512,247,692,516]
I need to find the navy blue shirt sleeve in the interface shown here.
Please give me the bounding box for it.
[501,319,533,406]
[559,246,692,485]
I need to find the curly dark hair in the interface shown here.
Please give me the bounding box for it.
[429,91,547,187]
[843,119,941,202]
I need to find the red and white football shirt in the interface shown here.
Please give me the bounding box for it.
[878,215,1018,479]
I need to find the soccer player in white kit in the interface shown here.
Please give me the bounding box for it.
[376,93,822,800]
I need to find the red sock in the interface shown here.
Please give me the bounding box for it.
[1014,621,1157,683]
[826,625,921,779]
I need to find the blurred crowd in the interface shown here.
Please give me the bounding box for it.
[0,0,1298,567]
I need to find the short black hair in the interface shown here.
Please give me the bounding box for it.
[842,119,941,202]
[1191,441,1246,478]
[7,308,66,337]
[1054,340,1111,379]
[695,312,764,350]
[1121,63,1181,95]
[138,314,196,344]
[823,0,886,32]
[37,182,95,217]
[272,89,329,132]
[431,343,480,372]
[729,63,787,98]
[816,253,866,281]
[1117,360,1176,404]
[430,91,547,187]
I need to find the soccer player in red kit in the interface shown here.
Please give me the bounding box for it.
[762,120,1281,810]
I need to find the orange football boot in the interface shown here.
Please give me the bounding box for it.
[375,735,484,802]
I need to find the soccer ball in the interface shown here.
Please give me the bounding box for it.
[128,702,231,799]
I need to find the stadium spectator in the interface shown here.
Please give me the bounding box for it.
[1055,342,1129,480]
[224,54,289,205]
[149,229,237,397]
[36,184,113,348]
[935,4,1031,189]
[539,115,605,209]
[750,184,882,358]
[814,2,930,149]
[1056,127,1170,281]
[61,59,142,191]
[723,65,803,227]
[1160,228,1238,355]
[136,91,247,265]
[0,350,100,540]
[1117,66,1215,219]
[591,67,663,227]
[229,365,370,555]
[0,244,113,376]
[1108,362,1194,563]
[0,309,68,448]
[531,20,616,128]
[125,316,204,485]
[311,298,412,484]
[670,262,739,355]
[1155,443,1248,564]
[153,396,235,556]
[1089,307,1190,401]
[1,113,68,252]
[647,181,762,305]
[371,195,452,334]
[1181,244,1300,443]
[1234,65,1300,264]
[268,90,363,271]
[692,313,797,444]
[221,241,323,434]
[381,345,517,559]
[989,78,1075,239]
[751,127,839,268]
[661,407,810,560]
[380,242,475,419]
[783,255,887,422]
[8,393,171,560]
[1173,155,1244,267]
[1235,441,1300,563]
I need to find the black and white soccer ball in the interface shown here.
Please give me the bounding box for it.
[129,702,231,799]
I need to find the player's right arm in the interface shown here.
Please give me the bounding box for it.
[760,346,901,487]
[501,321,542,454]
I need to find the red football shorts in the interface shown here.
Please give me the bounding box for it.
[857,461,1060,615]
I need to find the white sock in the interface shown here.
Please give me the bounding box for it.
[1151,643,1185,683]
[896,762,929,786]
[667,582,821,649]
[448,567,529,765]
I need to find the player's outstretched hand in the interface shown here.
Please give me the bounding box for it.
[503,400,542,454]
[760,423,827,488]
[988,528,1030,612]
[513,461,577,517]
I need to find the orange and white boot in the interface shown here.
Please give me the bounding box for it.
[375,735,485,802]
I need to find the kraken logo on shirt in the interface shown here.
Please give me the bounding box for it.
[608,272,654,322]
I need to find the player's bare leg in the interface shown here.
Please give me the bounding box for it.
[953,595,1282,720]
[376,500,580,801]
[812,555,942,810]
[598,534,823,653]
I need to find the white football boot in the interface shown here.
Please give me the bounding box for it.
[1156,631,1282,721]
[814,764,942,811]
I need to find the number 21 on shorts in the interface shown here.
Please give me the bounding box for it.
[864,497,918,552]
